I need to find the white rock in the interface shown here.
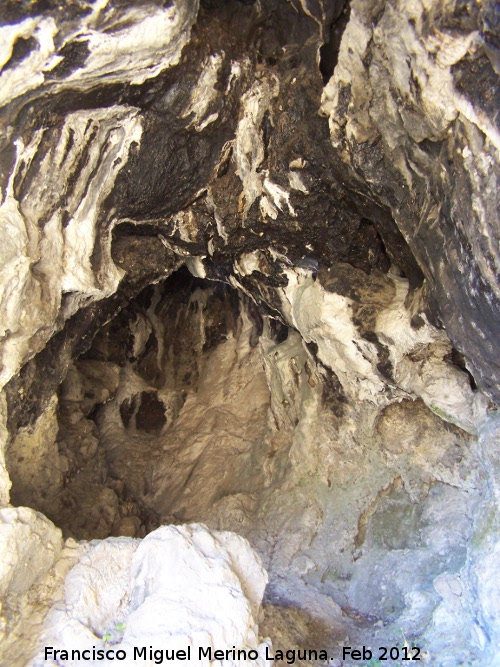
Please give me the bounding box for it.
[235,75,280,216]
[0,1,200,106]
[31,524,270,667]
[0,507,62,600]
[376,275,485,432]
[280,270,384,402]
[182,54,224,131]
[0,106,142,390]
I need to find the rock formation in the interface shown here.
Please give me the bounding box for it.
[0,0,499,665]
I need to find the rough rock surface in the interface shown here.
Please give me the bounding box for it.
[0,506,64,665]
[0,523,270,667]
[0,0,499,666]
[32,524,270,667]
[10,272,490,665]
[321,0,500,400]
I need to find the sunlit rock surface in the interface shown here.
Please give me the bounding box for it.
[0,506,64,664]
[0,523,270,667]
[0,0,499,665]
[30,524,270,667]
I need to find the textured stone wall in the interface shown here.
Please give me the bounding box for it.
[0,0,499,665]
[321,0,500,401]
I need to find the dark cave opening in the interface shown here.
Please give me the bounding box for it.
[0,0,499,662]
[5,266,287,540]
[319,1,351,85]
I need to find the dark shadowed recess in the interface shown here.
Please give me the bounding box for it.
[3,292,137,437]
[1,35,38,71]
[4,264,289,539]
[47,40,91,80]
[319,1,350,84]
[3,239,180,436]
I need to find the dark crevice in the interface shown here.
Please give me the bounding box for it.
[445,348,478,391]
[319,1,350,85]
[1,35,38,71]
[47,40,90,80]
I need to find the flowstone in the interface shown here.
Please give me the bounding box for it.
[0,0,499,664]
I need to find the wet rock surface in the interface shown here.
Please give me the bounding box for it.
[0,0,499,665]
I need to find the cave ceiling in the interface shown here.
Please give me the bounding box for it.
[0,0,498,423]
[0,0,500,418]
[1,1,500,664]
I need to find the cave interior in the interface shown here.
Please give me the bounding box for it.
[0,0,499,665]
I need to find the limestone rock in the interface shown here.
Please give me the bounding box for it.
[6,395,62,514]
[0,0,498,665]
[31,524,270,667]
[321,0,500,400]
[0,506,63,659]
[0,506,62,598]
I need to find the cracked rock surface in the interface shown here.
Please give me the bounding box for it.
[0,0,499,665]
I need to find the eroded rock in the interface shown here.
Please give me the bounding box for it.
[30,524,270,667]
[0,0,499,665]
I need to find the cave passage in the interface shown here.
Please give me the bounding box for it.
[4,261,486,657]
[0,0,499,663]
[6,267,270,539]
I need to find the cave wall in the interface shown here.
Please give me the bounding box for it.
[0,0,498,426]
[321,0,500,401]
[0,0,499,665]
